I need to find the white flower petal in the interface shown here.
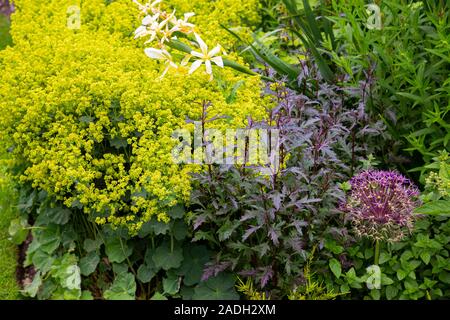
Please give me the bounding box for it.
[134,26,147,38]
[208,45,221,57]
[184,12,195,20]
[194,33,208,55]
[189,60,203,74]
[205,60,212,75]
[160,10,176,28]
[145,33,157,44]
[142,15,153,25]
[170,25,180,33]
[144,48,166,60]
[211,56,224,68]
[159,66,170,79]
[190,51,204,58]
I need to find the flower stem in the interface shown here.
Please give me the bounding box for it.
[374,240,380,265]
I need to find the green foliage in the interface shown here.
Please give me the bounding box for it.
[416,151,450,215]
[103,273,136,300]
[14,187,238,300]
[245,0,449,175]
[323,216,450,300]
[413,149,450,239]
[325,0,450,173]
[192,273,239,300]
[0,14,12,50]
[281,0,334,81]
[0,167,20,299]
[236,277,270,300]
[289,247,343,300]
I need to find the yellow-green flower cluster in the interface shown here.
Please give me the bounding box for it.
[425,152,450,199]
[0,0,265,234]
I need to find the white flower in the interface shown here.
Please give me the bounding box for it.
[134,25,149,39]
[189,33,224,79]
[142,12,160,26]
[133,0,162,14]
[144,48,178,78]
[159,24,176,45]
[134,12,162,39]
[144,10,176,44]
[171,12,196,34]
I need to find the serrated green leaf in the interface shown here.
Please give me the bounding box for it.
[340,284,350,294]
[385,286,398,300]
[329,258,341,278]
[83,238,103,252]
[64,265,81,290]
[192,273,239,300]
[397,269,407,280]
[420,251,431,265]
[37,224,61,254]
[379,252,391,264]
[137,263,156,283]
[217,220,238,241]
[152,242,183,270]
[381,274,394,285]
[370,289,380,300]
[177,245,210,286]
[172,220,189,241]
[46,207,71,225]
[37,279,57,300]
[163,274,180,295]
[414,200,450,215]
[103,273,136,300]
[364,248,374,259]
[105,238,132,264]
[32,250,54,274]
[112,263,129,274]
[81,290,94,300]
[22,271,42,298]
[168,204,185,219]
[145,219,171,236]
[79,251,100,276]
[151,292,168,300]
[438,271,450,284]
[8,218,29,245]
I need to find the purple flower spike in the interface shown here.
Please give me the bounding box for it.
[341,170,421,242]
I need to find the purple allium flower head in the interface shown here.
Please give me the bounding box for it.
[341,170,421,242]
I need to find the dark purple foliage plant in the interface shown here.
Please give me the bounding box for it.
[188,57,385,298]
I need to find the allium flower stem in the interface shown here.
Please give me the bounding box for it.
[374,240,380,265]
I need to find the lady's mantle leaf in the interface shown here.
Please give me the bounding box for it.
[192,273,239,300]
[152,242,183,270]
[104,273,136,300]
